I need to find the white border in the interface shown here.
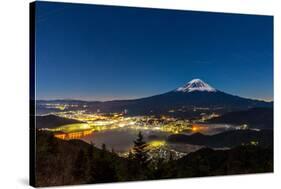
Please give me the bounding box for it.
[0,0,280,188]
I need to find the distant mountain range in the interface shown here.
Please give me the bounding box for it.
[37,79,273,115]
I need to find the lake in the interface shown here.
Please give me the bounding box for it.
[80,123,237,155]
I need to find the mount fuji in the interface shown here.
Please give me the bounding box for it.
[81,78,272,115]
[175,79,217,93]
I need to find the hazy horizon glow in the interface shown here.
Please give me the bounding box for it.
[35,2,273,101]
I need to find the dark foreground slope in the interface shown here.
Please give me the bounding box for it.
[35,131,131,187]
[162,146,273,178]
[35,131,273,187]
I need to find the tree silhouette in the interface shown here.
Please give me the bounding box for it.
[72,149,86,180]
[102,143,107,151]
[132,132,150,168]
[101,143,107,158]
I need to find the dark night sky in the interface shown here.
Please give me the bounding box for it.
[35,1,273,101]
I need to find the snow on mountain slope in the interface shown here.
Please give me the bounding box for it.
[175,79,217,92]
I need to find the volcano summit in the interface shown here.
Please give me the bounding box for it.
[176,79,217,93]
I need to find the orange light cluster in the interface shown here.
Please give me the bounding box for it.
[191,124,205,132]
[54,130,93,140]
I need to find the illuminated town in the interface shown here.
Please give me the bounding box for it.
[40,108,208,138]
[37,102,246,160]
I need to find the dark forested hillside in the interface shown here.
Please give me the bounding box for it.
[208,108,273,129]
[35,131,132,186]
[35,131,273,187]
[161,146,273,178]
[35,115,83,129]
[168,129,273,148]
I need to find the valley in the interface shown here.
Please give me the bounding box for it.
[34,79,273,186]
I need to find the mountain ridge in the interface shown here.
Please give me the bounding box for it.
[37,79,273,115]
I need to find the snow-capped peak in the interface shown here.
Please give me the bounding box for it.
[175,79,217,93]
